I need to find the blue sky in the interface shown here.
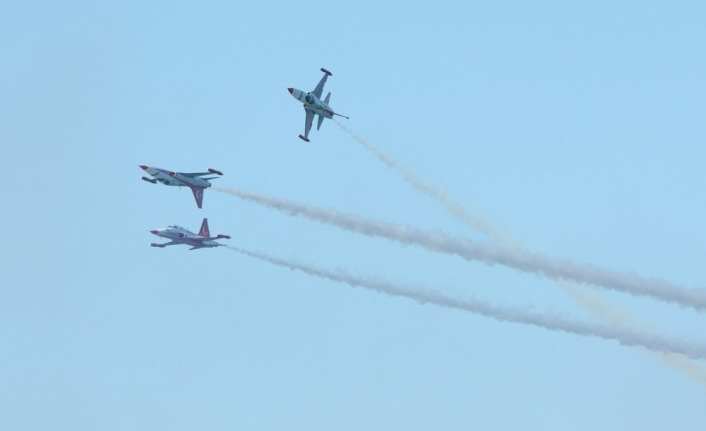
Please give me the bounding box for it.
[1,1,705,429]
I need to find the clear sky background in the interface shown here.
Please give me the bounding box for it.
[1,1,705,429]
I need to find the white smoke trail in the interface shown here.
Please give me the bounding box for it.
[334,120,518,247]
[655,353,706,388]
[333,123,706,388]
[228,246,706,360]
[214,187,706,311]
[336,124,706,383]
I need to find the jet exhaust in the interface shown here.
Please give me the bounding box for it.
[228,246,706,360]
[331,122,706,386]
[333,120,517,247]
[213,186,706,311]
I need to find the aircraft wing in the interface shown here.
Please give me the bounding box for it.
[180,168,223,177]
[199,235,231,241]
[311,72,329,98]
[303,109,315,139]
[151,240,180,247]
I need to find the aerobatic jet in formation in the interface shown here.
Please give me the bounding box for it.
[288,68,349,142]
[149,218,231,250]
[139,165,223,209]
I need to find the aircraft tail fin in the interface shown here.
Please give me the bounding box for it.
[190,186,205,209]
[317,115,325,130]
[324,92,331,104]
[198,218,210,237]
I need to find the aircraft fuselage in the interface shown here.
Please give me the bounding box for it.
[140,166,212,188]
[150,226,220,248]
[289,88,334,119]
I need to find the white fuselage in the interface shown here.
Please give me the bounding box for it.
[151,225,220,248]
[142,167,212,188]
[289,88,334,118]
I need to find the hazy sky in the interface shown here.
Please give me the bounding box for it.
[1,1,705,430]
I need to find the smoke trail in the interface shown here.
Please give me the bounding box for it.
[655,353,706,388]
[228,246,706,360]
[333,124,706,387]
[334,120,517,247]
[214,187,706,311]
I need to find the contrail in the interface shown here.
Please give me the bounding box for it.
[655,353,706,388]
[334,123,706,387]
[561,279,706,388]
[214,187,706,311]
[334,120,517,247]
[228,246,706,360]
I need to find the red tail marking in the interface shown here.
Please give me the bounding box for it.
[190,186,205,209]
[198,218,210,237]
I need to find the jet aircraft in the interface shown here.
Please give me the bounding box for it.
[149,218,231,250]
[288,68,348,142]
[139,165,223,209]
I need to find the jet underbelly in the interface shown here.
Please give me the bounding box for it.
[309,106,333,119]
[172,174,210,188]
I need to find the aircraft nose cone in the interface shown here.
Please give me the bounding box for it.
[139,165,148,170]
[287,88,293,94]
[150,230,158,234]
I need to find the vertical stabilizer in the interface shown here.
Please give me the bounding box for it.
[190,186,205,209]
[317,115,325,130]
[198,218,210,237]
[324,92,331,104]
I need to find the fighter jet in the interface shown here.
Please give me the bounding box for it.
[288,68,349,142]
[149,218,231,250]
[139,165,223,209]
